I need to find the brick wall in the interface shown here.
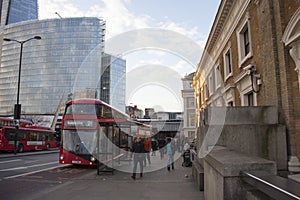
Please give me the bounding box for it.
[193,0,300,166]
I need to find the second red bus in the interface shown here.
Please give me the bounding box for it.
[0,126,57,152]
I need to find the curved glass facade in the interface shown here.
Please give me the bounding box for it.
[1,0,38,26]
[0,17,105,115]
[7,0,38,24]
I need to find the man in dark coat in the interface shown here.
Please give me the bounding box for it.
[131,137,145,180]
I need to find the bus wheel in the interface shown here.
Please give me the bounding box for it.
[18,144,24,153]
[46,143,50,150]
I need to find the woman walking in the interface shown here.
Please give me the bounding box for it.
[166,138,174,171]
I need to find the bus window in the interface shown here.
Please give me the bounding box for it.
[41,134,46,141]
[49,134,55,141]
[30,132,37,141]
[4,129,14,140]
[65,104,98,115]
[8,132,14,140]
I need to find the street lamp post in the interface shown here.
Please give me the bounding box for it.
[3,36,42,154]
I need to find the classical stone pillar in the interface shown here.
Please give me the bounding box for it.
[289,45,300,93]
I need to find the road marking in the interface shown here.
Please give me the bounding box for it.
[24,161,59,168]
[0,161,58,172]
[3,166,61,179]
[0,166,27,171]
[24,160,38,164]
[0,159,22,164]
[3,164,71,180]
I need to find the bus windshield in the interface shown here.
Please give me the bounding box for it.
[65,104,99,115]
[63,129,97,155]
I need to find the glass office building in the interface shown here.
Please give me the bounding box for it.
[0,0,38,25]
[101,54,126,112]
[0,17,105,115]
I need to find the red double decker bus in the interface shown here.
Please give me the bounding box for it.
[59,98,152,166]
[0,117,33,128]
[0,126,57,152]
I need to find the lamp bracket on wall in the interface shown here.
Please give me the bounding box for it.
[243,64,261,93]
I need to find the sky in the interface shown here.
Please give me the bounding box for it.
[38,0,221,112]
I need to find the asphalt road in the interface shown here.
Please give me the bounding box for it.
[0,150,204,200]
[0,150,96,200]
[0,151,60,180]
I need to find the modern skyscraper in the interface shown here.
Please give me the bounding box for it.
[101,53,126,112]
[0,0,38,26]
[0,0,127,117]
[0,17,106,115]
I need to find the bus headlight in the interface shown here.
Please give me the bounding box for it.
[90,156,96,162]
[60,155,64,160]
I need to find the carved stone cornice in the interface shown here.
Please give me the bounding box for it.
[198,0,251,79]
[206,0,234,54]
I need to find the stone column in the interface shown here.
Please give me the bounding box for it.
[288,44,300,173]
[289,44,300,94]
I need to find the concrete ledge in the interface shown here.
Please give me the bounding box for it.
[204,146,277,200]
[200,124,287,171]
[192,159,204,191]
[204,106,278,125]
[288,174,300,184]
[205,146,277,177]
[246,189,272,200]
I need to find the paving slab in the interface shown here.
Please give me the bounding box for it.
[29,153,204,200]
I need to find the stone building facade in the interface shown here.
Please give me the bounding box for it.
[193,0,300,172]
[181,72,196,142]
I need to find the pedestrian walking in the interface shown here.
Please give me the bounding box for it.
[131,137,145,180]
[166,137,174,171]
[151,138,158,156]
[158,138,166,159]
[144,137,152,165]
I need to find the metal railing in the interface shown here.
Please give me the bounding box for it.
[241,171,300,200]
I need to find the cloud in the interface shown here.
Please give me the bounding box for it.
[126,65,183,112]
[38,0,206,44]
[158,21,199,40]
[123,48,196,76]
[87,0,152,38]
[174,60,195,76]
[38,0,85,19]
[38,1,203,74]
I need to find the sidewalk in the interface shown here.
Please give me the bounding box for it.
[30,152,204,200]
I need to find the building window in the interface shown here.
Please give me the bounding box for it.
[246,92,254,106]
[200,87,204,104]
[205,84,209,100]
[237,14,252,66]
[239,24,252,62]
[228,101,234,107]
[188,98,194,108]
[243,28,250,55]
[189,113,195,127]
[208,73,214,97]
[215,65,222,89]
[223,47,233,80]
[188,131,194,138]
